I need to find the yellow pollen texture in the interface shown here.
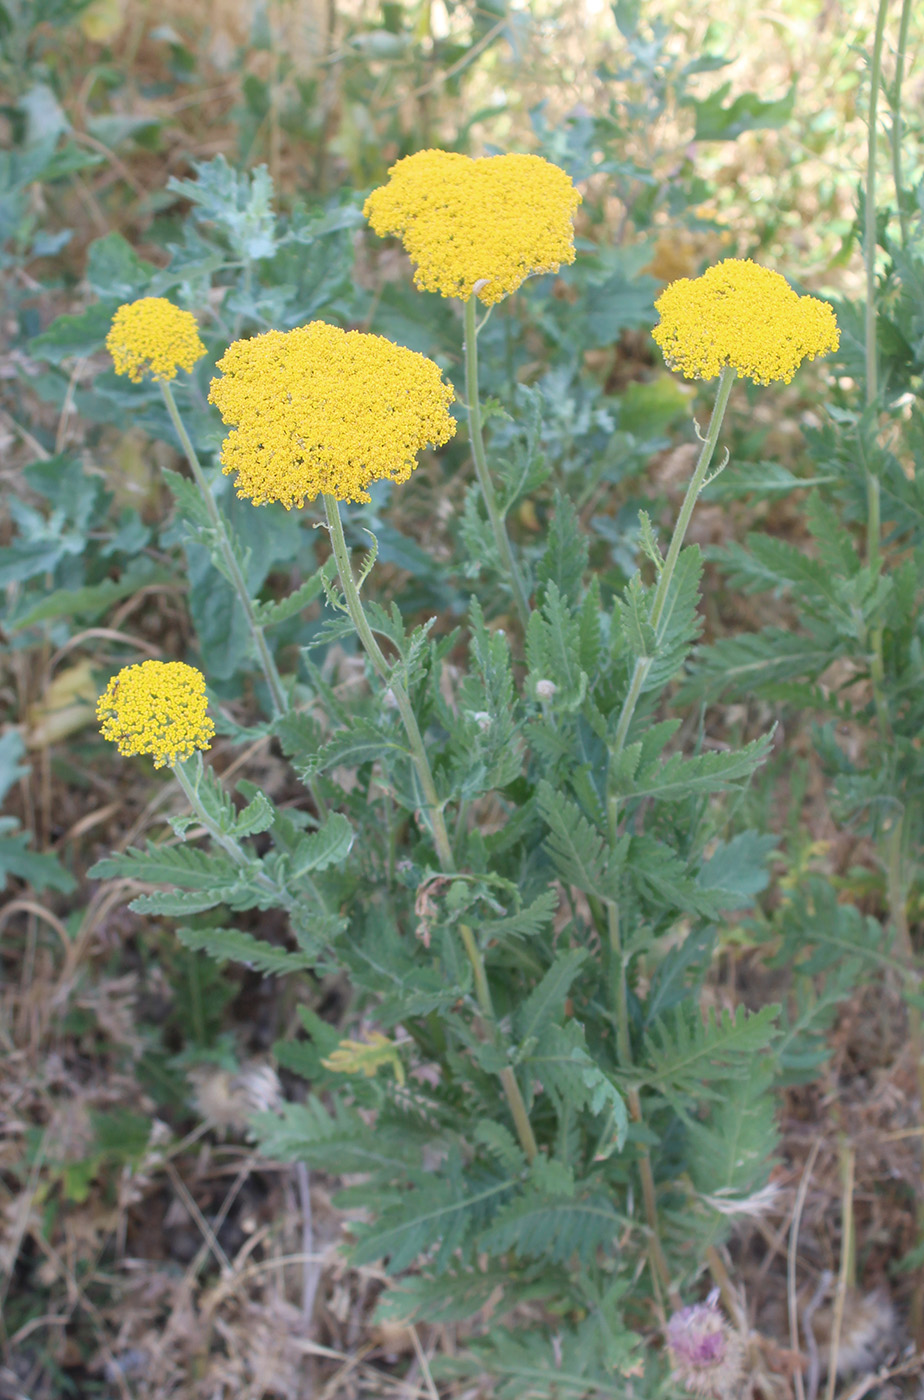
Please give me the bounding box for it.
[364,149,582,306]
[106,298,206,383]
[652,259,840,385]
[97,660,215,768]
[208,321,457,508]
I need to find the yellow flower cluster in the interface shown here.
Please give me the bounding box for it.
[364,149,582,306]
[107,298,206,383]
[652,259,839,385]
[97,660,215,768]
[208,321,457,508]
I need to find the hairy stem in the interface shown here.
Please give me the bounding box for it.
[610,366,736,758]
[864,0,888,413]
[608,898,677,1302]
[322,493,453,866]
[604,367,736,1306]
[323,493,537,1161]
[463,295,531,630]
[890,0,913,246]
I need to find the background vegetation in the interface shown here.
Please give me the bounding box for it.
[2,0,924,1396]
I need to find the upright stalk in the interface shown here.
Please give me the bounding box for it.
[160,382,287,717]
[864,0,888,416]
[864,0,923,1340]
[607,897,677,1305]
[322,493,537,1162]
[322,494,453,868]
[610,366,736,759]
[603,366,735,1307]
[462,296,531,630]
[890,0,913,246]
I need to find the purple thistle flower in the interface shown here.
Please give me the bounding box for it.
[666,1296,744,1398]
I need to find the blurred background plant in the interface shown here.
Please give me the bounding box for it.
[2,0,924,1396]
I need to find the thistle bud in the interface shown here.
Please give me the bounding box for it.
[535,679,558,700]
[666,1297,743,1399]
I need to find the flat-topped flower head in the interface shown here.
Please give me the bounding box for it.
[652,258,839,385]
[107,298,206,384]
[97,660,214,768]
[364,149,582,306]
[208,321,457,508]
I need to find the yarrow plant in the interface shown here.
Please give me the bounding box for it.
[365,147,582,628]
[80,141,878,1400]
[363,148,582,305]
[208,321,457,508]
[105,296,206,383]
[652,257,840,385]
[96,660,214,767]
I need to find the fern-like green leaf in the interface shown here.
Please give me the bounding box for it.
[349,1159,517,1273]
[88,842,241,890]
[536,489,588,605]
[479,1188,622,1265]
[643,1004,780,1099]
[252,1095,424,1174]
[253,569,328,626]
[620,731,772,801]
[176,924,312,975]
[680,629,834,702]
[536,781,623,901]
[479,889,560,945]
[514,949,588,1046]
[526,582,588,710]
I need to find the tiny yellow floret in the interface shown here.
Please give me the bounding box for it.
[652,259,840,385]
[107,298,206,383]
[97,660,215,768]
[364,149,582,306]
[208,321,457,508]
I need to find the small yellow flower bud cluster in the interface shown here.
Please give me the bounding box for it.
[106,297,206,383]
[97,660,215,768]
[364,149,582,306]
[208,321,457,508]
[653,259,839,385]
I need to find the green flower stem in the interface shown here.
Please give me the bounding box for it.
[463,296,531,631]
[891,0,913,247]
[603,366,735,1307]
[160,381,288,717]
[323,491,537,1163]
[864,14,922,1327]
[864,0,889,414]
[607,897,676,1304]
[322,493,453,867]
[864,0,891,747]
[610,366,736,761]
